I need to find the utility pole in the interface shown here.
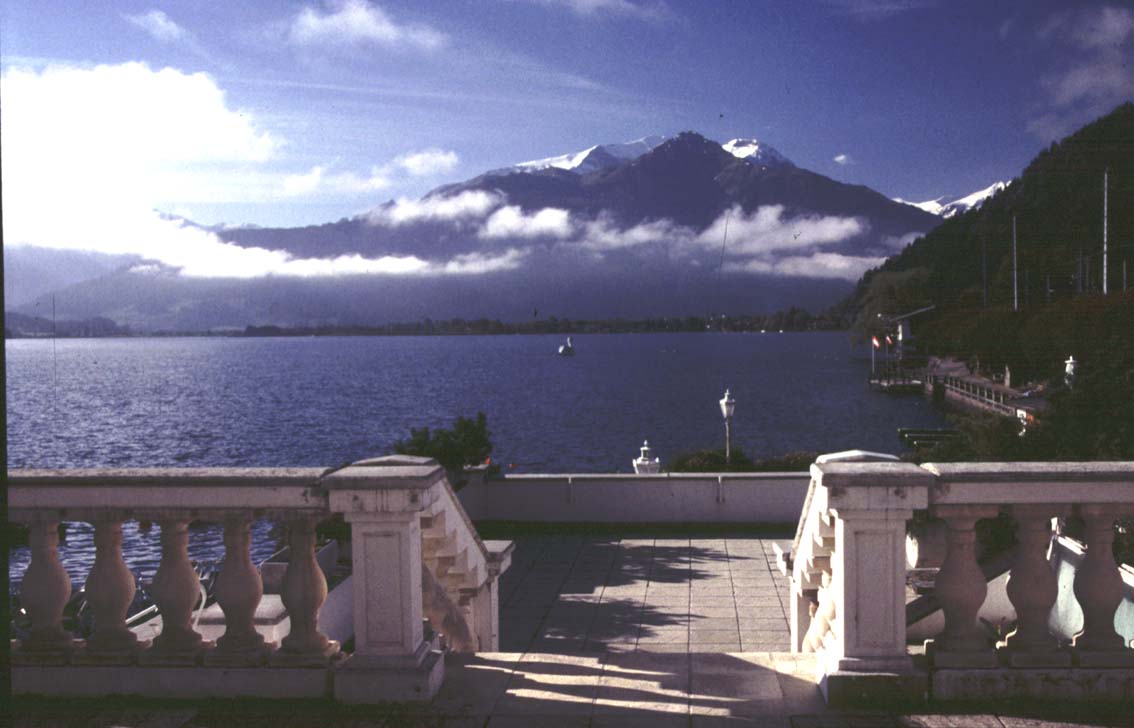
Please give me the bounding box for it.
[1012,215,1018,311]
[1103,168,1109,295]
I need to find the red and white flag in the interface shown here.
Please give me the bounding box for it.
[872,336,881,349]
[885,335,894,346]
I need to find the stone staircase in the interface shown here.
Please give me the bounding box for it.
[420,477,512,652]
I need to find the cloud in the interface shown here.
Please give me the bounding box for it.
[124,9,187,42]
[1029,6,1134,140]
[2,61,280,227]
[697,205,866,256]
[441,248,528,274]
[817,0,938,21]
[288,0,446,50]
[833,153,853,166]
[479,206,575,239]
[281,165,392,197]
[396,148,459,176]
[368,190,504,226]
[724,252,886,280]
[0,62,490,279]
[516,0,671,21]
[577,215,684,250]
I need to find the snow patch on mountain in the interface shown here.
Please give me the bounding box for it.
[515,135,669,174]
[722,138,791,166]
[894,181,1009,219]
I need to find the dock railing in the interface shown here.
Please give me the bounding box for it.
[790,454,1134,703]
[8,455,510,702]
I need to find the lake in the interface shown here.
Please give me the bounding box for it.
[7,332,948,590]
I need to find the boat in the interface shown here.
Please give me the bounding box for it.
[557,336,575,356]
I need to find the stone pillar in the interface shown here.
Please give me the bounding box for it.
[207,515,272,665]
[825,508,913,673]
[14,521,75,663]
[928,504,998,667]
[1002,505,1069,666]
[143,519,209,664]
[271,516,338,665]
[348,513,426,659]
[324,455,448,703]
[76,520,148,663]
[1072,505,1134,666]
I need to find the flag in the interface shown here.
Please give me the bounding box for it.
[885,335,894,346]
[872,336,881,349]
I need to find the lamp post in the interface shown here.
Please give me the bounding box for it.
[719,389,736,464]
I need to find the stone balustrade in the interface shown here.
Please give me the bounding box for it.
[8,456,510,703]
[789,455,1134,704]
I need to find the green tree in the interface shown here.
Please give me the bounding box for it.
[394,412,493,485]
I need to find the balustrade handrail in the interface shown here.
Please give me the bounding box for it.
[8,467,330,519]
[8,456,509,702]
[790,457,1134,694]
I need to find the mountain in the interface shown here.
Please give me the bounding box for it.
[510,135,669,175]
[848,102,1134,325]
[894,181,1009,219]
[12,131,942,331]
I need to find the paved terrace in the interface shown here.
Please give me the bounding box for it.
[496,536,792,654]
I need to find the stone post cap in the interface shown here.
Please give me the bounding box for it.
[810,455,932,512]
[323,455,445,492]
[814,450,900,464]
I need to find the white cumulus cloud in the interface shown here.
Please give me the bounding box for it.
[833,153,853,165]
[724,252,885,280]
[289,0,446,50]
[697,205,866,256]
[124,9,187,42]
[282,165,392,197]
[578,215,684,250]
[0,62,485,279]
[396,148,459,176]
[368,190,504,226]
[479,206,575,239]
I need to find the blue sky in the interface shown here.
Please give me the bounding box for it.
[2,0,1130,235]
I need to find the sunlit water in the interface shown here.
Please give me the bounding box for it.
[7,332,948,591]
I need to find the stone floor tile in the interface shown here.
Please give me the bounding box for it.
[684,603,739,616]
[485,716,588,728]
[431,655,519,715]
[592,714,691,727]
[896,717,1004,728]
[636,643,691,653]
[690,618,739,631]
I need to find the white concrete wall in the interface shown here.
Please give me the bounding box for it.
[457,472,810,523]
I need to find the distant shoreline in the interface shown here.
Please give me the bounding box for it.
[5,312,845,339]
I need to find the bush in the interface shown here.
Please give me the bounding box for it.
[667,448,755,473]
[394,412,493,486]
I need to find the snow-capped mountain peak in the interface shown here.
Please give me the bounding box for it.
[514,135,669,175]
[722,138,792,166]
[894,181,1009,219]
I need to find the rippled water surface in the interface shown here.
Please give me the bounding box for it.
[7,332,948,590]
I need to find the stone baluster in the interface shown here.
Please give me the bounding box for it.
[15,521,75,662]
[77,520,149,663]
[930,504,998,667]
[207,515,272,665]
[1002,506,1069,666]
[272,516,338,665]
[142,519,209,664]
[1072,505,1134,666]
